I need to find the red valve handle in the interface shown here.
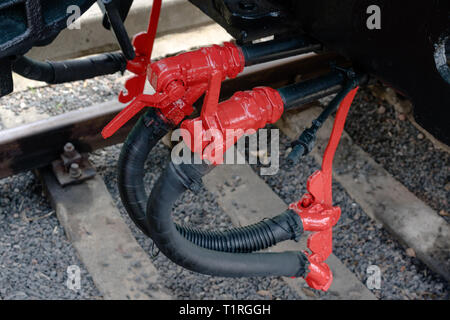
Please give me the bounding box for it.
[102,92,169,139]
[119,0,162,104]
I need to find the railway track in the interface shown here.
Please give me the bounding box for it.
[0,53,448,300]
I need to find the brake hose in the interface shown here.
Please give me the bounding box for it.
[12,52,127,84]
[144,158,308,277]
[118,109,304,252]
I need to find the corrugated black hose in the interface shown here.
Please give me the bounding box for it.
[117,109,173,236]
[118,110,304,254]
[12,52,127,84]
[144,158,308,277]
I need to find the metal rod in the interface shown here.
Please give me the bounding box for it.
[240,35,322,66]
[279,72,367,110]
[102,0,135,60]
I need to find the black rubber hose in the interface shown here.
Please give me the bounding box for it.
[103,0,133,30]
[278,71,345,109]
[178,209,303,253]
[12,52,127,84]
[118,109,173,236]
[12,56,54,83]
[145,160,308,277]
[119,110,303,252]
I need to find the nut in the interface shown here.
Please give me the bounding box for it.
[69,163,82,179]
[63,142,77,158]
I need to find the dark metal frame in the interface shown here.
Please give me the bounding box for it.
[0,0,96,59]
[188,0,450,144]
[0,0,97,96]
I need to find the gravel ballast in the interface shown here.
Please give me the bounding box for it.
[345,86,450,222]
[0,172,101,300]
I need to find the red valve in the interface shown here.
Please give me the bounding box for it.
[118,0,162,104]
[289,87,359,291]
[180,71,284,164]
[101,0,246,139]
[148,42,244,93]
[102,42,245,139]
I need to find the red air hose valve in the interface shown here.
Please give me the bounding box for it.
[148,42,244,93]
[102,42,245,139]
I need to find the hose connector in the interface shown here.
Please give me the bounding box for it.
[180,81,284,164]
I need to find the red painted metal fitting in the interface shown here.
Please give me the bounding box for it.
[289,198,341,233]
[180,86,284,164]
[287,87,360,292]
[290,194,340,266]
[149,42,245,93]
[304,254,333,291]
[102,43,246,139]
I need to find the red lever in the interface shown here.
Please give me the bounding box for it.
[119,0,162,103]
[289,87,359,291]
[102,92,168,139]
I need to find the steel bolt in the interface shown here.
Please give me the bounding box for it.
[69,163,82,179]
[63,143,76,158]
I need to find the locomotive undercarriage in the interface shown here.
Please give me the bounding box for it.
[0,0,448,292]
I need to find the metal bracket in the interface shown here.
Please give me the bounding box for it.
[51,143,96,187]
